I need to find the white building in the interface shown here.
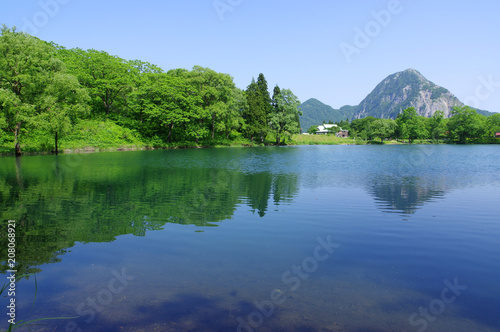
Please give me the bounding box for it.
[316,124,338,135]
[312,124,349,138]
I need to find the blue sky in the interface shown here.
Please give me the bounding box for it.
[2,0,500,112]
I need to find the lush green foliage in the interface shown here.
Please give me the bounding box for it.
[1,27,498,153]
[268,86,302,145]
[340,106,498,144]
[0,27,302,154]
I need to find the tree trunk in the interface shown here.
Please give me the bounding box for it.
[167,123,174,143]
[15,142,21,156]
[276,135,280,146]
[211,115,215,141]
[55,131,59,155]
[14,122,22,156]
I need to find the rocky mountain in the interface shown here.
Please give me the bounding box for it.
[353,69,463,119]
[299,68,495,130]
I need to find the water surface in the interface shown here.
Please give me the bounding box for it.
[1,145,499,331]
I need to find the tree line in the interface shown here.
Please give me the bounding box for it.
[309,107,500,144]
[0,26,302,155]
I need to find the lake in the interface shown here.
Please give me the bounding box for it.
[1,145,499,332]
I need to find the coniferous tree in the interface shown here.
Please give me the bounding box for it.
[244,78,267,141]
[256,73,272,142]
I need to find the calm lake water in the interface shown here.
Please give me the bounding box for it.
[1,145,500,332]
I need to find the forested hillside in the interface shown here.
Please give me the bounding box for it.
[0,26,302,155]
[1,26,498,154]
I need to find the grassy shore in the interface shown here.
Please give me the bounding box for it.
[289,134,407,145]
[0,127,482,157]
[289,134,355,145]
[0,120,264,156]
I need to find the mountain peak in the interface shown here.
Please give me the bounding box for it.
[353,69,462,119]
[299,69,495,128]
[403,68,421,74]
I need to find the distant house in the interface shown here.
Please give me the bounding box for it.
[495,132,500,138]
[312,124,349,138]
[316,124,338,135]
[336,130,349,138]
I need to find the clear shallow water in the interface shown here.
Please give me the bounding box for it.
[0,145,499,331]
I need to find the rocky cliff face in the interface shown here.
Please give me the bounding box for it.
[299,69,493,126]
[353,69,464,119]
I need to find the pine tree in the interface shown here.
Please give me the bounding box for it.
[256,73,272,142]
[244,76,270,142]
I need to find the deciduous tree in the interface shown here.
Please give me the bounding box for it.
[268,86,301,145]
[447,106,486,144]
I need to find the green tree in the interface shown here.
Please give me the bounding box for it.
[306,125,318,134]
[447,106,486,144]
[372,118,397,142]
[268,86,301,145]
[244,78,265,141]
[256,73,272,142]
[129,72,195,143]
[428,110,446,142]
[486,113,500,140]
[186,66,235,142]
[337,119,351,130]
[396,107,428,143]
[243,74,272,142]
[0,26,88,155]
[351,116,377,140]
[58,47,133,117]
[0,27,48,155]
[35,68,90,154]
[222,87,247,139]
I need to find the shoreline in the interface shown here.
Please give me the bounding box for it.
[1,140,496,157]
